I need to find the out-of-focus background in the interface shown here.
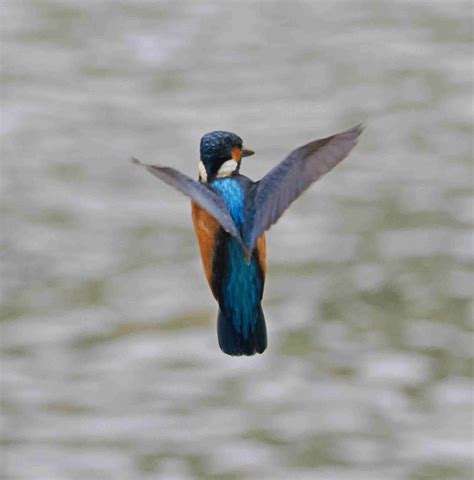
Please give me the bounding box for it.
[2,1,473,479]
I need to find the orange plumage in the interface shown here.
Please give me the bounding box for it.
[192,201,267,291]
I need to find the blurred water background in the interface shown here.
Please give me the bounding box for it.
[1,1,473,479]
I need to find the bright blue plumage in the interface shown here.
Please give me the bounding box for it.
[212,179,245,226]
[211,179,265,351]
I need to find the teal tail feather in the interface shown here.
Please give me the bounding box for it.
[217,305,267,356]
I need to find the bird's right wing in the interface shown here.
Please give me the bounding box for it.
[131,158,247,252]
[242,124,363,255]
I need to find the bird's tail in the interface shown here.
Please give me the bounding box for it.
[217,305,267,356]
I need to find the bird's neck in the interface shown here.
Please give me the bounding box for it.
[198,159,240,182]
[216,159,239,178]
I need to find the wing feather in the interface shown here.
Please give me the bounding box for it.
[131,158,247,251]
[243,124,363,253]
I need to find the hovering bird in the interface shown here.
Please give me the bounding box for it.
[132,124,363,356]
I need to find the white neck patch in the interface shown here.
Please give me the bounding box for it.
[198,161,208,182]
[216,159,238,178]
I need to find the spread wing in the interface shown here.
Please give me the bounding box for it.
[131,158,247,252]
[243,124,364,254]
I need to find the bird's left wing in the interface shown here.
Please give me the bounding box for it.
[242,124,363,256]
[132,158,247,251]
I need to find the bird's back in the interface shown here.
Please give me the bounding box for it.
[192,175,267,355]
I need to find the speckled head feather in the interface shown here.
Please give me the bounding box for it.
[200,131,243,179]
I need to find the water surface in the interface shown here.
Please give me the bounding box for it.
[2,1,473,479]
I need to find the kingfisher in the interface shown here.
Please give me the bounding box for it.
[132,124,363,356]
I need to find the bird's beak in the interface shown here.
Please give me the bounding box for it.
[241,147,255,158]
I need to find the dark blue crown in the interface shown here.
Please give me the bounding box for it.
[200,131,243,178]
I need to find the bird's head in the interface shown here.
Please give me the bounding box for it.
[199,131,254,182]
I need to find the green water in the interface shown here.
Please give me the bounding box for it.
[2,1,472,479]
